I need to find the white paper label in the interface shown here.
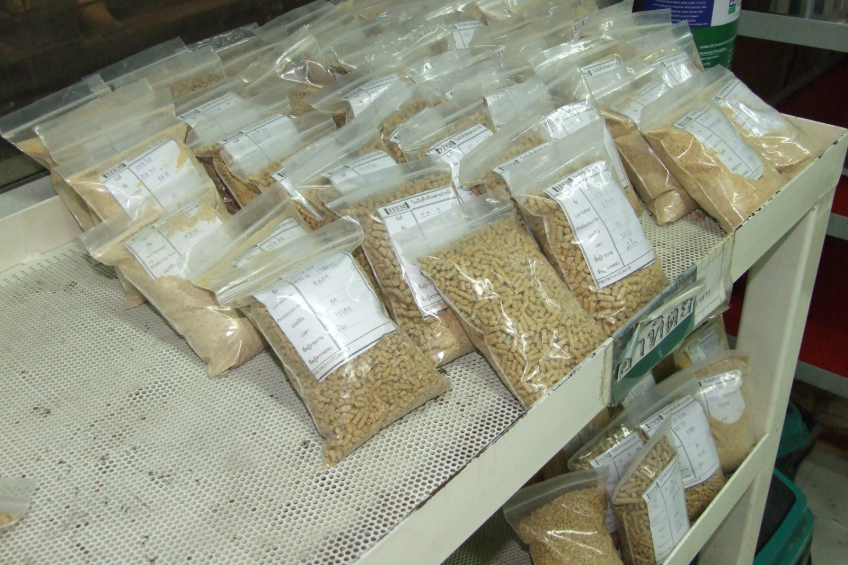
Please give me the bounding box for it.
[126,202,222,280]
[590,432,645,532]
[450,20,485,49]
[581,57,621,78]
[544,161,655,289]
[427,123,494,202]
[341,74,401,117]
[683,324,724,363]
[100,140,198,213]
[643,455,690,563]
[219,114,292,151]
[651,52,697,87]
[177,92,244,128]
[573,14,590,37]
[610,80,670,128]
[232,217,308,268]
[323,150,398,192]
[698,370,745,424]
[674,102,764,180]
[711,79,789,138]
[623,373,657,407]
[377,186,461,315]
[253,253,396,381]
[641,395,722,488]
[270,165,288,183]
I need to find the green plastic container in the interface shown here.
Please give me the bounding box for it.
[754,469,814,565]
[643,0,740,67]
[778,402,810,459]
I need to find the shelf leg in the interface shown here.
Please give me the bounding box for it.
[697,190,835,565]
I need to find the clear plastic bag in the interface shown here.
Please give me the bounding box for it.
[628,22,704,88]
[256,1,335,44]
[96,37,187,85]
[0,77,111,167]
[304,64,409,126]
[174,78,251,129]
[0,477,37,531]
[576,0,632,37]
[588,60,697,225]
[336,18,454,73]
[376,83,448,163]
[581,7,669,38]
[641,73,786,233]
[395,188,606,407]
[326,160,474,367]
[569,0,601,38]
[214,218,451,466]
[503,468,624,565]
[110,46,227,101]
[531,36,637,83]
[611,420,690,565]
[487,17,576,67]
[672,314,729,370]
[188,24,274,78]
[510,123,667,336]
[705,66,824,179]
[80,183,265,377]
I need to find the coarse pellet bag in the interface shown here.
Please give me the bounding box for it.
[214,218,451,466]
[395,188,606,407]
[569,0,602,37]
[326,160,474,367]
[189,26,274,78]
[503,468,624,565]
[672,313,729,370]
[110,46,227,100]
[658,352,756,474]
[174,78,251,129]
[705,66,824,179]
[510,122,667,336]
[236,34,335,99]
[372,82,446,164]
[641,74,786,233]
[611,420,689,565]
[627,22,704,89]
[588,60,697,226]
[622,373,657,408]
[80,183,265,377]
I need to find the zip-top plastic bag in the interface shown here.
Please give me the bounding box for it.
[672,312,729,370]
[576,0,632,37]
[188,24,274,78]
[611,419,690,565]
[641,72,786,233]
[503,468,624,565]
[406,48,497,84]
[326,160,474,367]
[304,64,410,126]
[110,46,227,100]
[213,217,451,466]
[581,7,669,38]
[588,60,696,225]
[0,76,111,167]
[54,115,200,222]
[394,188,606,407]
[483,16,576,67]
[531,36,637,83]
[568,0,601,38]
[96,37,187,85]
[256,0,335,44]
[80,182,265,377]
[332,0,391,20]
[510,122,667,336]
[174,77,251,129]
[628,22,704,88]
[705,66,823,179]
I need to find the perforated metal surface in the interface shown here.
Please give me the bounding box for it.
[0,243,523,565]
[641,210,725,281]
[442,512,531,565]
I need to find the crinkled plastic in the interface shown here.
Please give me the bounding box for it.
[80,183,265,377]
[174,77,251,128]
[110,46,227,100]
[705,65,824,179]
[577,0,632,37]
[188,26,275,78]
[373,82,446,163]
[213,217,451,466]
[581,6,669,38]
[256,0,335,44]
[394,188,606,407]
[611,420,690,565]
[95,37,187,85]
[0,77,111,167]
[531,36,637,83]
[673,312,729,370]
[481,16,575,67]
[326,160,474,367]
[588,59,696,225]
[628,21,704,88]
[405,49,497,83]
[332,0,391,20]
[503,468,623,565]
[304,64,410,126]
[641,72,786,233]
[510,122,666,335]
[336,17,454,72]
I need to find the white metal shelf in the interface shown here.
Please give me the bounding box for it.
[737,10,848,53]
[0,118,845,565]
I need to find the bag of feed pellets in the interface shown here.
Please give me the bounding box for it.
[575,0,631,37]
[174,77,251,129]
[214,217,451,466]
[641,73,785,233]
[503,467,624,565]
[658,351,756,474]
[110,46,227,100]
[95,37,187,85]
[627,22,704,88]
[394,187,606,407]
[622,373,657,408]
[189,25,274,78]
[326,160,474,367]
[510,122,667,335]
[672,311,729,370]
[588,60,697,225]
[611,419,690,565]
[530,36,637,83]
[80,182,265,377]
[0,76,110,168]
[705,65,824,179]
[580,6,669,38]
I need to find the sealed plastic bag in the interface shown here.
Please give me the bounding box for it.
[175,78,251,128]
[706,66,823,179]
[214,218,451,465]
[110,46,227,100]
[611,420,690,565]
[256,1,334,43]
[188,24,275,78]
[581,7,669,39]
[335,18,453,73]
[304,65,408,126]
[588,60,697,225]
[622,373,657,407]
[569,0,601,37]
[628,22,704,88]
[673,314,729,370]
[80,183,265,377]
[0,77,110,167]
[503,468,624,565]
[395,188,606,407]
[642,73,786,233]
[510,123,667,335]
[531,36,637,82]
[96,37,187,85]
[326,160,474,367]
